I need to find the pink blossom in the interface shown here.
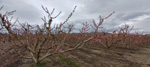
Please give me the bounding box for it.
[0,50,5,55]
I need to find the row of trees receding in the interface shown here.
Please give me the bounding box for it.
[0,5,150,67]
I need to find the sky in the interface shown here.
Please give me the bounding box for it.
[0,0,150,34]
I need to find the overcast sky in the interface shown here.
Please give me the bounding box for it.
[0,0,150,34]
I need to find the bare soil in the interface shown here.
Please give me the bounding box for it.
[68,46,150,67]
[1,42,150,67]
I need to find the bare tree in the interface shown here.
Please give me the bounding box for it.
[0,5,114,67]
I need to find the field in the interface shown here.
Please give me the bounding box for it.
[1,5,150,67]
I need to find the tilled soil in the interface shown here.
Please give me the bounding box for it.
[67,46,150,67]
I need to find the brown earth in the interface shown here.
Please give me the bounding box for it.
[68,46,150,67]
[1,42,150,67]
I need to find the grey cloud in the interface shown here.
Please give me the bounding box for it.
[1,0,150,34]
[82,0,117,14]
[116,12,150,21]
[15,5,42,23]
[0,0,42,24]
[134,17,150,30]
[77,0,150,19]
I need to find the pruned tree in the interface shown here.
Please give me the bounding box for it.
[0,5,114,67]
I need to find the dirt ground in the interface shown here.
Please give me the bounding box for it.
[67,45,150,67]
[1,42,150,67]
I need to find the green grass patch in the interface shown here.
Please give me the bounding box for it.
[58,55,80,67]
